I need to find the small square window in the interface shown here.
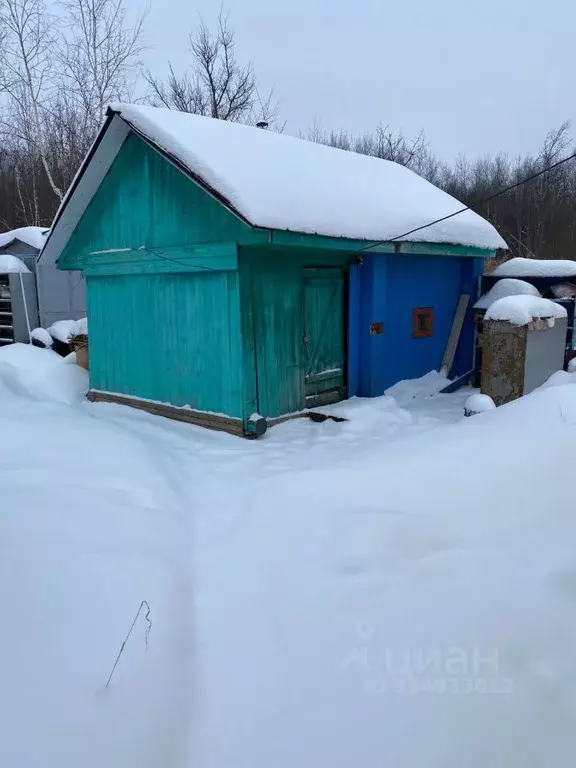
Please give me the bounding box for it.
[413,307,434,338]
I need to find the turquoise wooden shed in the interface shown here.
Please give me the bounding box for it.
[41,104,506,436]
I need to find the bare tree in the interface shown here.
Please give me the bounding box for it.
[145,11,279,126]
[59,0,146,138]
[0,0,63,201]
[145,62,208,114]
[0,0,146,222]
[303,121,431,172]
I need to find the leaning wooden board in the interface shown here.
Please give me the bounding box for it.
[441,294,470,377]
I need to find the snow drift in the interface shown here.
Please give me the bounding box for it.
[2,342,576,768]
[0,343,87,403]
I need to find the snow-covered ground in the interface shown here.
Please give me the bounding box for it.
[3,344,576,767]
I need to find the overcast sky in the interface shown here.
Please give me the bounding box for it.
[143,0,576,161]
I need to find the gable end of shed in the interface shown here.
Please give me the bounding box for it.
[57,131,261,271]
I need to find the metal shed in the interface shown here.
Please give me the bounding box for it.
[0,269,39,345]
[0,226,86,328]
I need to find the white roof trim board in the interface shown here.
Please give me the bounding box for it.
[39,117,130,266]
[40,104,507,266]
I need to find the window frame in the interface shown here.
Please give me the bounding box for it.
[412,307,434,338]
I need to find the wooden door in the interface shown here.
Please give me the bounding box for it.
[302,268,346,407]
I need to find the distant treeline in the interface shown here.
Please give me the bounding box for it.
[1,0,574,259]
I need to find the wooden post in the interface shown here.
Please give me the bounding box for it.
[441,294,470,377]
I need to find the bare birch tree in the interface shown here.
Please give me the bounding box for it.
[59,0,146,139]
[0,0,146,219]
[145,11,279,126]
[0,0,63,202]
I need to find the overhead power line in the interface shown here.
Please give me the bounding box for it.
[361,149,576,252]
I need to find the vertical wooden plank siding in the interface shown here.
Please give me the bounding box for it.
[347,264,362,397]
[59,133,262,270]
[87,271,243,417]
[238,261,259,418]
[250,259,303,417]
[239,247,355,418]
[225,271,244,416]
[302,269,345,401]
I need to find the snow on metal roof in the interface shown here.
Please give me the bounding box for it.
[0,254,31,274]
[492,257,576,278]
[0,226,49,252]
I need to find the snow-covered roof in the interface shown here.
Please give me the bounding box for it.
[113,104,506,249]
[485,295,567,325]
[0,254,31,274]
[492,257,576,278]
[0,226,49,252]
[474,278,540,310]
[40,105,507,266]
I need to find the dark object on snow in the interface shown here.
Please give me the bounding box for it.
[50,336,72,357]
[440,369,475,393]
[307,411,347,423]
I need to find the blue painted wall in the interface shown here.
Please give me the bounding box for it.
[350,253,484,396]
